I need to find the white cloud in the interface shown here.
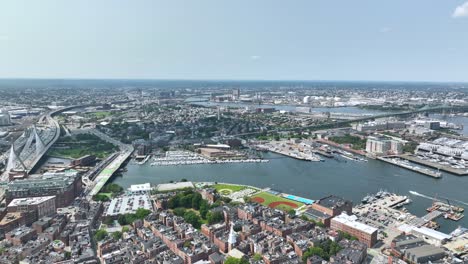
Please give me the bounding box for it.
[379,27,392,33]
[453,1,468,18]
[250,55,260,60]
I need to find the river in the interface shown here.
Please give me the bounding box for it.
[112,152,468,233]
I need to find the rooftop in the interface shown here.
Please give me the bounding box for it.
[8,196,55,207]
[332,213,378,234]
[317,195,350,209]
[105,194,152,216]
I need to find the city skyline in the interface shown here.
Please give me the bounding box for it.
[1,0,468,82]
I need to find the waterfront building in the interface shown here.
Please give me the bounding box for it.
[391,234,447,264]
[355,120,406,132]
[330,212,378,247]
[366,136,403,155]
[198,148,244,159]
[311,195,353,218]
[128,183,152,194]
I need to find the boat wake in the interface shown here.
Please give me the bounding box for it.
[409,191,439,201]
[409,191,468,207]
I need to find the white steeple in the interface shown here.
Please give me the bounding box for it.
[228,222,237,247]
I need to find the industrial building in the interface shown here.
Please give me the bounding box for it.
[6,170,82,208]
[7,196,56,225]
[391,234,447,264]
[355,120,406,132]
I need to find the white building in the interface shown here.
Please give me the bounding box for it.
[366,136,403,155]
[105,194,152,217]
[0,110,11,126]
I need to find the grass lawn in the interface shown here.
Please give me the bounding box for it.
[213,184,247,193]
[91,111,111,119]
[250,191,303,211]
[98,192,112,198]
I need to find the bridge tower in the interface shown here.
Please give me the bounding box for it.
[6,145,27,172]
[34,125,46,156]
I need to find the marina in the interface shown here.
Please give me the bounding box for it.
[113,151,468,233]
[401,154,468,176]
[255,141,323,161]
[377,156,442,178]
[150,150,269,166]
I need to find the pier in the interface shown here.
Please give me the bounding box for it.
[400,154,468,176]
[407,211,443,227]
[377,157,442,178]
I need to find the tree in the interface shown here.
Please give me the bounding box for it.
[224,257,249,264]
[206,211,224,225]
[180,194,194,208]
[135,208,151,219]
[112,231,122,240]
[103,183,123,194]
[230,223,241,232]
[183,211,201,229]
[103,218,114,226]
[93,194,110,202]
[94,229,108,241]
[302,247,326,261]
[122,226,130,233]
[191,193,202,210]
[199,200,209,219]
[118,214,129,225]
[173,207,187,216]
[253,253,263,261]
[288,209,296,217]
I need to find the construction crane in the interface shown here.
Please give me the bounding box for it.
[446,199,454,214]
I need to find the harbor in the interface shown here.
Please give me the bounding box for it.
[150,150,269,166]
[112,151,468,233]
[400,154,468,176]
[377,156,442,178]
[254,140,323,161]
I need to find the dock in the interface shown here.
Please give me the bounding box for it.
[400,154,468,176]
[377,157,442,178]
[312,150,334,158]
[408,211,443,227]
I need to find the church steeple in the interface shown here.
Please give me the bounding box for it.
[228,222,237,251]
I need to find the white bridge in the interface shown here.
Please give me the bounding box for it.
[2,112,60,181]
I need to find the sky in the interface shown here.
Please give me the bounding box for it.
[1,0,468,82]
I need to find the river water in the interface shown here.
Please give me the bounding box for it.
[112,112,468,233]
[112,152,468,233]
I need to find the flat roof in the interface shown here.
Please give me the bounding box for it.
[8,196,55,207]
[0,212,22,225]
[157,182,194,191]
[129,183,151,192]
[405,244,445,258]
[412,226,452,241]
[318,195,349,209]
[332,213,378,234]
[105,194,151,216]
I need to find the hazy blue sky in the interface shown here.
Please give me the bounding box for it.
[1,1,468,82]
